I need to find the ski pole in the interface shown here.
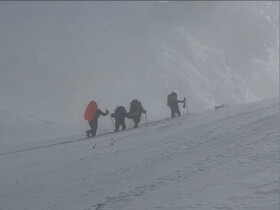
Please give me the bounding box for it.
[108,113,115,126]
[185,100,190,114]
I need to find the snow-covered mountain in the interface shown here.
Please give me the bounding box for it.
[0,2,278,209]
[0,98,278,209]
[0,2,279,209]
[0,2,278,130]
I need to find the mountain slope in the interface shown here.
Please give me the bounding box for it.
[0,2,278,123]
[0,98,279,210]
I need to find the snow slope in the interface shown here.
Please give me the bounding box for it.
[0,111,82,154]
[0,98,279,210]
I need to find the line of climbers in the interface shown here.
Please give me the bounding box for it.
[85,92,186,138]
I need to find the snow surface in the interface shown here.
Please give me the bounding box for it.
[0,98,279,210]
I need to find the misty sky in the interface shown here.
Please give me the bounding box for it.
[0,1,278,127]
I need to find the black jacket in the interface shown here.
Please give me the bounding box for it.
[91,109,108,123]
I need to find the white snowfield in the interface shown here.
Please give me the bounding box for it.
[0,98,279,210]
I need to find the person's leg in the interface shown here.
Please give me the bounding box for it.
[134,120,138,128]
[121,119,126,131]
[171,109,175,118]
[87,121,94,137]
[91,121,98,137]
[178,109,181,117]
[86,130,91,138]
[134,115,140,128]
[115,120,120,132]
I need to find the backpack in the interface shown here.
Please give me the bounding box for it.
[167,92,177,108]
[115,106,126,116]
[84,101,98,121]
[130,99,141,113]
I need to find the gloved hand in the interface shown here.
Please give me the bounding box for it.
[143,109,147,114]
[106,109,109,114]
[184,97,186,102]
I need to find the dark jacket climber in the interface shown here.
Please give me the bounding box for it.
[167,92,185,118]
[111,106,127,132]
[126,99,146,128]
[86,109,109,138]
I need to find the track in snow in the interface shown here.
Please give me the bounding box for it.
[0,115,184,156]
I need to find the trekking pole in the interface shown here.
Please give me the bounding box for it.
[182,99,186,115]
[185,100,190,115]
[108,113,115,126]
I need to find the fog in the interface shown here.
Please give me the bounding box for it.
[0,1,278,130]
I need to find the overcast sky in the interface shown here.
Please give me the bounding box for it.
[0,1,278,126]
